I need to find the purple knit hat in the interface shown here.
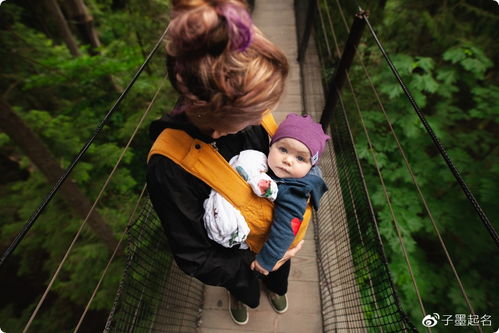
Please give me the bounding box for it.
[271,113,330,165]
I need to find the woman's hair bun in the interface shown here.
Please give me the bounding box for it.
[167,0,253,57]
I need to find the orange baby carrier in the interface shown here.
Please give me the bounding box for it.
[148,113,312,253]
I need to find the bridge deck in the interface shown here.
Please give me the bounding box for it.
[198,1,324,332]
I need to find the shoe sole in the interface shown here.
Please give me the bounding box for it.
[227,291,249,325]
[268,293,288,314]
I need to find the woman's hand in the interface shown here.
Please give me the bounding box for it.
[250,260,269,276]
[251,240,304,275]
[271,240,304,271]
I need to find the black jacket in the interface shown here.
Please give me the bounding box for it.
[147,112,269,290]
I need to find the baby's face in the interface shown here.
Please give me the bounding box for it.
[268,138,312,178]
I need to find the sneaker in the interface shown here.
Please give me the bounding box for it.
[228,292,248,325]
[267,292,288,314]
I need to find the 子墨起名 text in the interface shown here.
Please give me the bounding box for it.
[422,313,492,328]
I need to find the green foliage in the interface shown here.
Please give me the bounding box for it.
[0,0,174,331]
[318,0,499,330]
[443,45,493,78]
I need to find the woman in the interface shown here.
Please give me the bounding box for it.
[147,0,302,325]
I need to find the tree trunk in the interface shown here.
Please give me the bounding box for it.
[64,0,101,55]
[41,0,81,57]
[126,5,153,76]
[0,100,118,252]
[61,0,123,92]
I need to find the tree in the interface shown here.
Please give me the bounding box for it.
[0,99,118,252]
[313,0,498,330]
[344,0,499,330]
[41,0,81,57]
[0,0,172,330]
[64,0,101,55]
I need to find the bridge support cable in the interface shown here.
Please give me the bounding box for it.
[340,87,417,330]
[296,1,416,331]
[316,0,333,60]
[22,78,166,333]
[297,0,317,63]
[340,43,430,331]
[332,3,484,328]
[362,15,498,248]
[319,9,366,131]
[0,26,169,270]
[103,199,204,333]
[349,11,489,328]
[321,3,391,330]
[73,183,147,333]
[323,3,415,327]
[326,3,430,327]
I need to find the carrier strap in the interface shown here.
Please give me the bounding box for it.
[148,112,311,252]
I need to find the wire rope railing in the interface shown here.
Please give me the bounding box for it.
[74,183,148,333]
[72,76,167,331]
[22,75,167,333]
[4,1,497,332]
[325,3,429,328]
[361,13,494,332]
[363,13,497,248]
[298,0,497,331]
[0,26,170,269]
[332,3,485,332]
[296,1,416,331]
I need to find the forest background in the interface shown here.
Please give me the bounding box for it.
[0,0,497,332]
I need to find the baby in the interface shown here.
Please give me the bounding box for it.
[203,113,330,274]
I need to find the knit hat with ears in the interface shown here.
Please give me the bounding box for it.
[270,113,330,165]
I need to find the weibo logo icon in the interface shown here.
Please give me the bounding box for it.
[422,313,440,328]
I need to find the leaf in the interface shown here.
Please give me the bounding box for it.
[443,45,493,78]
[436,67,457,86]
[398,113,422,139]
[414,56,435,72]
[0,133,10,147]
[411,73,439,94]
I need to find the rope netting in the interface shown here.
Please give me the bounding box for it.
[296,0,497,332]
[104,198,203,333]
[4,1,495,332]
[105,2,417,332]
[296,0,414,331]
[313,107,415,332]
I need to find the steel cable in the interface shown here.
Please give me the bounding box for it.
[22,74,166,333]
[0,26,169,269]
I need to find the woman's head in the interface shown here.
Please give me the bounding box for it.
[166,0,289,136]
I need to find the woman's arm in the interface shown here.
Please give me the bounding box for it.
[147,154,256,288]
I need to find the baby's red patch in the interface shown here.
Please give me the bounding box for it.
[291,217,302,235]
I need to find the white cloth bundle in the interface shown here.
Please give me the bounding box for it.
[203,150,278,248]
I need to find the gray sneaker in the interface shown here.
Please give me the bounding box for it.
[268,292,288,314]
[228,292,248,325]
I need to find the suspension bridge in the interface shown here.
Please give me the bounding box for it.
[1,0,497,332]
